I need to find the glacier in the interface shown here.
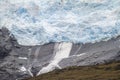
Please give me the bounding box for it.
[0,0,120,45]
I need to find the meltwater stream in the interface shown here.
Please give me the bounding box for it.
[37,42,72,75]
[27,47,41,77]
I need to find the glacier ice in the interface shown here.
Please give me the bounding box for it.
[0,0,120,45]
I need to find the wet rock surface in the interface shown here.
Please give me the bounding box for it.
[0,28,120,80]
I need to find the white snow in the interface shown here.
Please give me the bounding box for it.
[19,66,27,72]
[18,57,28,60]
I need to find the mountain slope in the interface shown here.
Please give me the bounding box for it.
[25,61,120,80]
[0,28,120,80]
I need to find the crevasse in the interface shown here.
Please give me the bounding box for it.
[0,0,120,45]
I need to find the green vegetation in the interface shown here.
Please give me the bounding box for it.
[25,61,120,80]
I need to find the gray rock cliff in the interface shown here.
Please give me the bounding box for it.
[0,28,120,80]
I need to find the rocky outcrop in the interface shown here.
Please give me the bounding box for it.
[0,27,27,80]
[0,27,12,59]
[0,28,120,80]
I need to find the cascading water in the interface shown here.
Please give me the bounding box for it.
[37,42,72,75]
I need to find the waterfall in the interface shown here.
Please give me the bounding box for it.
[26,47,41,77]
[37,42,73,75]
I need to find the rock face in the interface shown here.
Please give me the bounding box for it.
[0,28,120,80]
[0,27,22,80]
[0,27,12,59]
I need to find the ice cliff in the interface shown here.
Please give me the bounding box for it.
[0,0,120,45]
